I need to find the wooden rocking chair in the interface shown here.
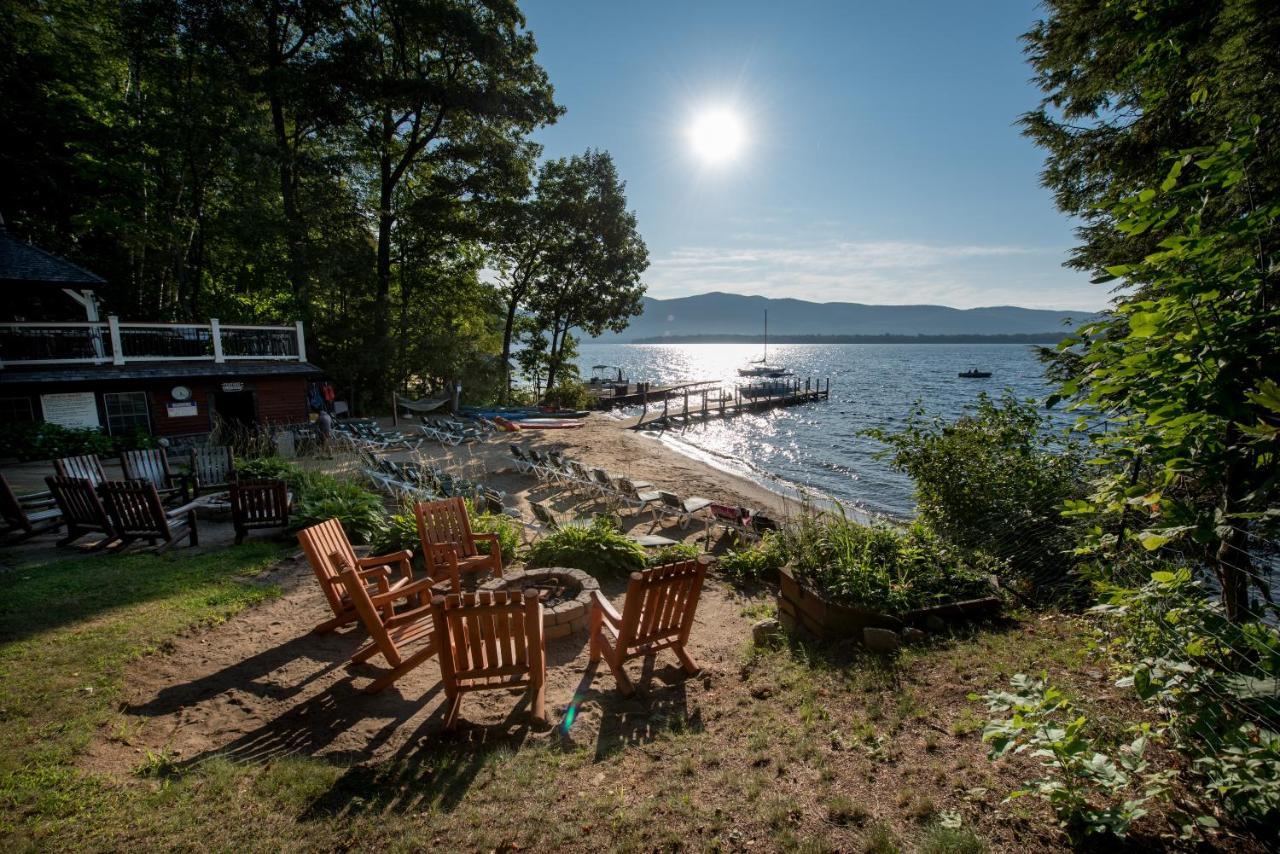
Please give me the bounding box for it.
[45,476,116,547]
[589,557,710,697]
[190,445,235,495]
[54,454,107,488]
[229,478,291,544]
[297,518,456,634]
[1,472,63,540]
[121,448,190,504]
[100,480,199,550]
[414,497,502,587]
[335,557,444,694]
[431,588,546,729]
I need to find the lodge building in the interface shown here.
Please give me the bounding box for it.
[0,219,322,444]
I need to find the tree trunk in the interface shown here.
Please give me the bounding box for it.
[501,295,519,404]
[270,96,309,321]
[545,315,562,392]
[370,136,395,409]
[1216,427,1255,622]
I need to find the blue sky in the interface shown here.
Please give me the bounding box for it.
[521,0,1104,312]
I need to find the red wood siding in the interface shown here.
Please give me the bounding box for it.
[149,384,214,437]
[254,377,309,424]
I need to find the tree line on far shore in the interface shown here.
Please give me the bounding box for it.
[1,0,647,410]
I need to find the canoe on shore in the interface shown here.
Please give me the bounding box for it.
[517,418,586,429]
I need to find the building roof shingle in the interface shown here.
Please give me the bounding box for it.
[0,219,106,287]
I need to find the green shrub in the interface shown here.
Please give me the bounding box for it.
[470,510,520,563]
[646,542,700,567]
[234,456,305,486]
[373,510,418,556]
[863,392,1085,596]
[525,516,646,576]
[717,534,785,583]
[290,475,387,545]
[775,510,998,613]
[0,422,119,461]
[542,378,592,410]
[1093,568,1280,827]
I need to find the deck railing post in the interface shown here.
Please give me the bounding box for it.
[295,320,307,362]
[210,318,225,363]
[108,316,124,365]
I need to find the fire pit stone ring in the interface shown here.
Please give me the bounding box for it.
[481,567,598,639]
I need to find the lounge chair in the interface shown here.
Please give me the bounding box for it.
[414,497,503,586]
[335,557,443,694]
[45,476,116,547]
[190,446,235,495]
[588,557,710,697]
[229,479,291,544]
[508,444,535,474]
[616,477,662,522]
[658,491,712,529]
[54,454,107,488]
[298,518,435,634]
[709,502,758,543]
[99,480,198,550]
[432,589,546,729]
[121,448,191,504]
[1,472,62,540]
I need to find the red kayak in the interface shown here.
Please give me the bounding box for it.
[518,418,586,429]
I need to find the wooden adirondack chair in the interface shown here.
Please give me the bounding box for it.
[335,556,443,694]
[589,557,710,697]
[45,476,117,547]
[121,448,190,504]
[190,445,235,495]
[431,588,546,729]
[54,454,107,488]
[229,479,291,544]
[100,480,198,550]
[414,497,502,586]
[297,518,454,634]
[1,472,63,540]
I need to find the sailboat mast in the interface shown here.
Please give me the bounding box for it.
[764,309,768,362]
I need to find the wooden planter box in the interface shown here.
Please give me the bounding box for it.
[776,565,1001,642]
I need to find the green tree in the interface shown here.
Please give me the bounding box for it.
[1055,137,1279,621]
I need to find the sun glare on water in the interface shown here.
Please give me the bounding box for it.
[687,107,746,166]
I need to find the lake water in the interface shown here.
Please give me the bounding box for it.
[575,342,1060,518]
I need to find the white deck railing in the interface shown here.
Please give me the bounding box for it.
[0,317,307,368]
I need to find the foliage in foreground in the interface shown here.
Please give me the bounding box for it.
[982,674,1174,840]
[0,422,155,461]
[777,511,999,614]
[865,392,1085,596]
[716,534,786,584]
[524,515,647,576]
[1093,568,1280,826]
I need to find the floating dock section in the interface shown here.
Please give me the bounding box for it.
[629,377,830,430]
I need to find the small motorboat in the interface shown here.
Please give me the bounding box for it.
[958,369,992,379]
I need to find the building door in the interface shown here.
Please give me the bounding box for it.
[212,388,257,430]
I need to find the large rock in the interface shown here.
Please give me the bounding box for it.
[752,618,782,646]
[862,627,900,653]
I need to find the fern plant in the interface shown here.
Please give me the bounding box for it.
[525,516,646,576]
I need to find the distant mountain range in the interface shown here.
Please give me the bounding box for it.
[594,292,1100,341]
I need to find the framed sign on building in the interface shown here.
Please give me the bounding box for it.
[40,392,101,429]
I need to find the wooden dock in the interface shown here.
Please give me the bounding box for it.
[630,377,830,430]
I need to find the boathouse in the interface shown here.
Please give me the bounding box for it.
[0,219,322,443]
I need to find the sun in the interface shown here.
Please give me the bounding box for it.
[687,107,746,166]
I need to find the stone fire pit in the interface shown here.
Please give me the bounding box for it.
[481,567,598,639]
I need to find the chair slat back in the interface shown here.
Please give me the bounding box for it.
[230,479,289,525]
[54,455,106,487]
[190,446,234,489]
[415,497,477,559]
[121,449,171,489]
[46,476,112,531]
[0,473,26,528]
[620,559,708,649]
[335,557,403,666]
[297,519,359,613]
[433,589,541,684]
[101,480,172,539]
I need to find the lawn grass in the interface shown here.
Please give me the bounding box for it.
[0,550,1245,852]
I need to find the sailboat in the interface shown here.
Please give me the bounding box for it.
[737,309,792,377]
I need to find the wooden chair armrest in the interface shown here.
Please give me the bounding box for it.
[591,590,622,626]
[355,566,390,580]
[165,499,205,518]
[357,549,412,568]
[368,576,439,606]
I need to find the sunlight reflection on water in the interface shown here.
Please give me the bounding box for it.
[578,342,1060,518]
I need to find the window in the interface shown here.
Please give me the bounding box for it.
[0,397,35,425]
[103,391,151,436]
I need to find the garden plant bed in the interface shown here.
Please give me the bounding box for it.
[481,566,598,639]
[777,565,1002,642]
